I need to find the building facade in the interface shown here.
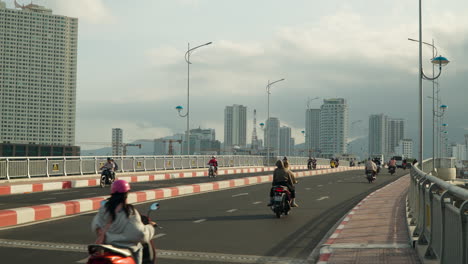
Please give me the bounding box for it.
[279,126,292,156]
[224,105,247,150]
[184,128,220,155]
[111,128,123,156]
[0,2,78,156]
[395,139,413,158]
[449,143,466,161]
[319,99,348,157]
[305,109,320,155]
[387,119,405,155]
[264,117,280,156]
[368,114,388,156]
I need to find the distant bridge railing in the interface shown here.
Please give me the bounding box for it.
[0,155,331,180]
[408,159,468,263]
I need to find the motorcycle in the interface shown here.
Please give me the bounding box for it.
[270,185,291,218]
[312,162,317,170]
[87,202,161,264]
[388,166,396,175]
[100,169,115,188]
[366,170,376,183]
[208,165,216,178]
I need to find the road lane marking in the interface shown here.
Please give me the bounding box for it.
[51,192,67,195]
[154,233,166,238]
[226,209,238,213]
[232,193,248,197]
[252,201,262,204]
[76,258,88,263]
[84,192,96,195]
[317,196,329,201]
[40,197,56,200]
[193,219,206,223]
[305,188,311,190]
[317,185,323,187]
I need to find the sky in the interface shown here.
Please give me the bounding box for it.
[8,0,468,156]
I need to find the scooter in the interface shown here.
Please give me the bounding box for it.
[388,166,396,175]
[270,185,291,218]
[366,170,376,183]
[208,165,216,178]
[100,169,115,188]
[87,202,161,264]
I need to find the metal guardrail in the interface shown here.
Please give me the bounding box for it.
[408,160,468,264]
[0,155,331,180]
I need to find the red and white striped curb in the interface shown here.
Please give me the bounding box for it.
[316,178,402,264]
[0,166,361,228]
[0,165,316,196]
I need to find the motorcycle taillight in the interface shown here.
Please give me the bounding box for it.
[274,188,284,192]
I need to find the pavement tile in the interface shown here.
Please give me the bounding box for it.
[328,248,421,264]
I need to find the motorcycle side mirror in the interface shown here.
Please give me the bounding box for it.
[150,203,159,211]
[100,200,107,207]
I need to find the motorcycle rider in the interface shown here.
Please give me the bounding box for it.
[365,158,378,179]
[100,158,115,182]
[388,158,397,172]
[330,158,336,168]
[91,180,156,264]
[307,157,317,170]
[207,156,218,175]
[267,160,298,207]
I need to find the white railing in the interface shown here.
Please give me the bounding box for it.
[0,155,331,180]
[408,159,468,263]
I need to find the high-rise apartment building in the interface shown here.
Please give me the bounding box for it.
[184,128,220,155]
[387,119,405,154]
[319,99,348,157]
[264,117,280,156]
[224,105,247,150]
[305,109,320,154]
[395,139,413,158]
[112,129,123,156]
[449,143,466,161]
[0,2,79,156]
[279,126,292,156]
[368,114,388,156]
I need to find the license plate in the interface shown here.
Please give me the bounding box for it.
[274,196,283,202]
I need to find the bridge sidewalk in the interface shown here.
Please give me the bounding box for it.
[316,174,421,264]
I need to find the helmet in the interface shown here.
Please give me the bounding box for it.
[212,156,216,159]
[107,157,111,161]
[111,180,131,194]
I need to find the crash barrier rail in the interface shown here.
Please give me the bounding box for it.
[0,155,331,180]
[408,159,468,264]
[421,157,456,172]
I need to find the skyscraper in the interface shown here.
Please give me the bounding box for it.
[368,114,388,156]
[305,109,320,155]
[264,117,280,156]
[395,139,413,158]
[387,119,405,154]
[0,2,79,156]
[319,99,348,157]
[279,126,292,156]
[112,129,123,156]
[224,105,247,150]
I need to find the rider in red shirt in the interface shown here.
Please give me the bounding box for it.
[208,156,218,175]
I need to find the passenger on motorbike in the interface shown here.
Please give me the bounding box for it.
[207,156,218,175]
[91,180,156,264]
[100,158,115,182]
[365,158,377,178]
[267,160,298,207]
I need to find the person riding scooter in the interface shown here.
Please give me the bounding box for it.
[91,180,156,264]
[365,158,377,179]
[100,158,115,182]
[267,160,298,207]
[388,158,397,173]
[207,156,218,175]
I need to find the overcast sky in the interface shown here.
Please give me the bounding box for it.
[9,0,468,155]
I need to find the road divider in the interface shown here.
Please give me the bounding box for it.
[0,166,362,228]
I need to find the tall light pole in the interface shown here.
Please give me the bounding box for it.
[266,78,285,165]
[415,1,450,170]
[175,41,212,155]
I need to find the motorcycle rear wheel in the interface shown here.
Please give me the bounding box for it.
[100,175,106,188]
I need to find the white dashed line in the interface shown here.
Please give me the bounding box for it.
[154,233,166,238]
[50,192,66,195]
[305,188,311,191]
[317,185,323,187]
[317,196,329,201]
[226,209,238,213]
[40,197,56,201]
[84,193,96,195]
[193,219,207,223]
[232,193,248,197]
[252,201,262,205]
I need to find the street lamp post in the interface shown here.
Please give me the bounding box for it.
[265,78,285,165]
[415,2,450,170]
[175,41,212,155]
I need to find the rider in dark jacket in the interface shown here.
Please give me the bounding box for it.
[268,160,298,207]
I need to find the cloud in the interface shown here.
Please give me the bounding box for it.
[45,0,114,24]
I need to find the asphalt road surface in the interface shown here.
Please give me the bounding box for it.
[0,168,408,264]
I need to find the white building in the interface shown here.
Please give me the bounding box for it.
[264,117,280,156]
[319,99,348,157]
[387,119,406,155]
[279,126,292,156]
[368,114,388,156]
[449,144,466,161]
[305,109,320,154]
[0,2,78,147]
[395,139,413,158]
[112,129,123,156]
[224,105,247,150]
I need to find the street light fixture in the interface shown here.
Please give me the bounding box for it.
[265,78,285,165]
[175,41,212,155]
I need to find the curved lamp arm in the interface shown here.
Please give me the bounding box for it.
[422,66,442,80]
[185,42,213,63]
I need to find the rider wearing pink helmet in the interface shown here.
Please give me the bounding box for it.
[92,180,155,264]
